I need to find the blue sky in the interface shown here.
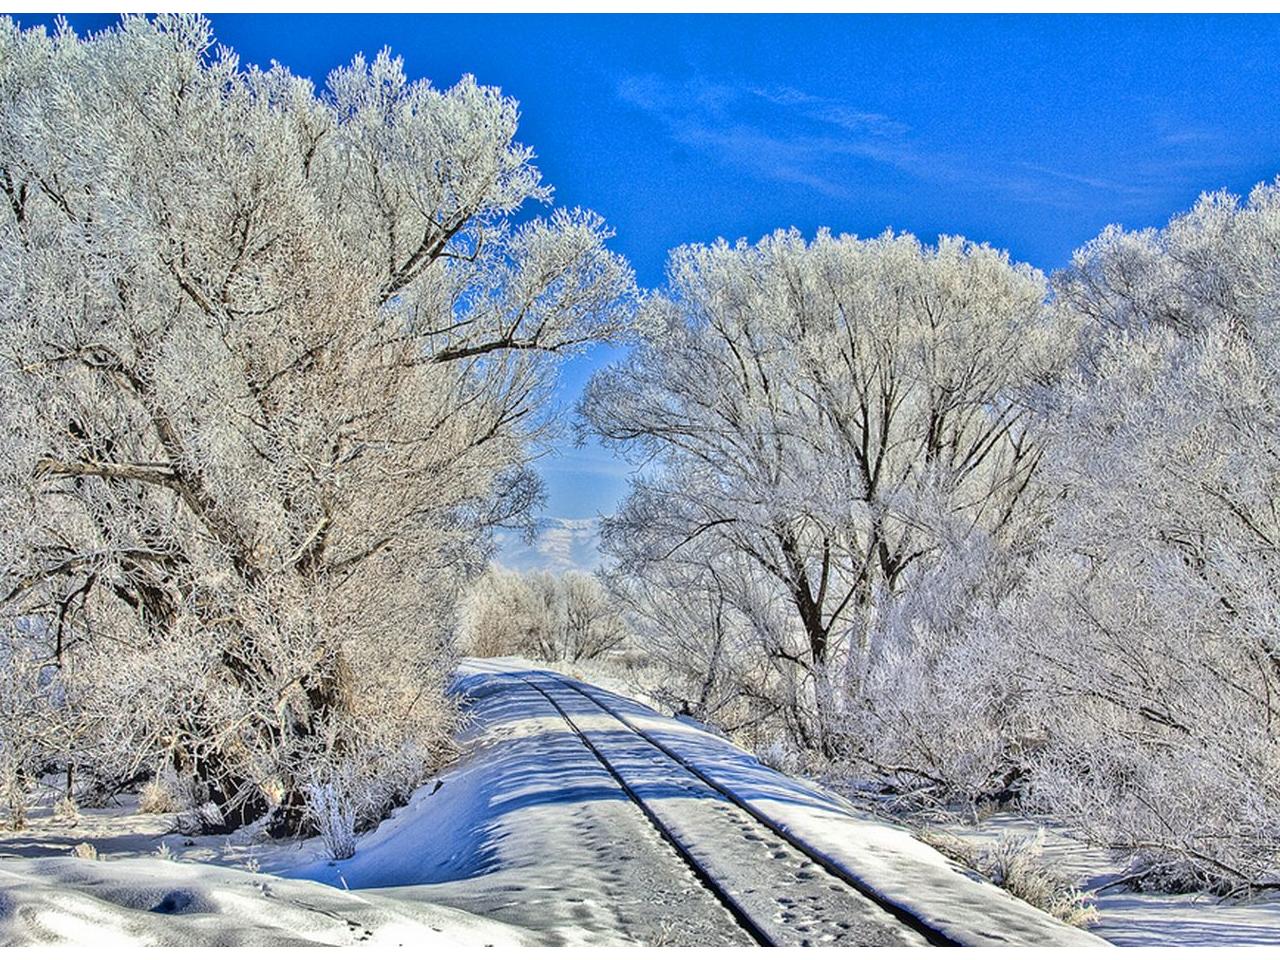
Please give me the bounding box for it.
[18,13,1280,519]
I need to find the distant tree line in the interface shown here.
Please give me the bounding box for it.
[458,568,627,663]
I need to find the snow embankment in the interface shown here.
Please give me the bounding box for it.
[0,856,527,947]
[0,658,1113,947]
[295,659,1104,946]
[545,668,1109,947]
[290,658,753,945]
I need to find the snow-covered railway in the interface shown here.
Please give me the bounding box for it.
[524,673,949,947]
[294,662,1107,946]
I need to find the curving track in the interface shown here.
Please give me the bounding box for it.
[522,672,957,947]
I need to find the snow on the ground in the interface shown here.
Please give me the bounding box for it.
[292,660,1105,945]
[0,856,527,946]
[0,792,304,875]
[535,676,932,945]
[568,658,1280,948]
[8,656,1269,947]
[0,658,755,946]
[509,652,668,712]
[552,670,1106,947]
[0,782,532,946]
[933,812,1280,948]
[291,658,753,945]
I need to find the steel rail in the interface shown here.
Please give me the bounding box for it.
[551,673,960,948]
[519,675,775,947]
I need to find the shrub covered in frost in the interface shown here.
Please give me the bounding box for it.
[139,766,193,815]
[306,781,357,861]
[920,829,1097,927]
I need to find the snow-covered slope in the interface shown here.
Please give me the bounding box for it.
[559,676,1106,947]
[0,856,528,947]
[3,659,1271,947]
[294,660,1105,946]
[493,517,601,574]
[290,658,751,945]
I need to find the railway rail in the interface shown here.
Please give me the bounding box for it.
[522,672,959,947]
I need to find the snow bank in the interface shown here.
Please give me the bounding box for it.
[938,812,1280,947]
[297,660,1102,945]
[545,668,1109,947]
[289,661,755,946]
[0,856,527,947]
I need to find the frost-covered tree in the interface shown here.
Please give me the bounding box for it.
[600,555,791,745]
[0,627,65,828]
[583,229,1059,770]
[1015,183,1280,890]
[0,16,633,834]
[561,570,629,661]
[459,567,627,662]
[458,567,552,659]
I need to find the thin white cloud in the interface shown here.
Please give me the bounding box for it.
[618,72,919,198]
[617,72,1223,213]
[494,517,603,574]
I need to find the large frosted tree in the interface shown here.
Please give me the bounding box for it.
[583,229,1059,774]
[0,16,634,834]
[1014,184,1280,890]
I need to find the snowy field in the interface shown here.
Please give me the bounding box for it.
[927,813,1280,948]
[0,856,528,947]
[1,658,1275,946]
[0,773,532,946]
[0,659,1091,947]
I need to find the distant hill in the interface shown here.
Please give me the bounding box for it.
[493,517,603,574]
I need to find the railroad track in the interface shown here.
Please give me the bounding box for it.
[521,672,958,947]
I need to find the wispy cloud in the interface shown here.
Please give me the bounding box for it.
[1015,162,1154,198]
[617,74,927,200]
[616,73,1228,213]
[749,85,908,138]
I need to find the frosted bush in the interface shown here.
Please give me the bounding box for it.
[1,766,27,830]
[1013,182,1280,891]
[984,832,1098,928]
[306,782,357,861]
[837,533,1035,805]
[459,568,627,662]
[920,829,1097,928]
[53,796,79,824]
[0,632,59,831]
[756,736,803,777]
[139,766,192,815]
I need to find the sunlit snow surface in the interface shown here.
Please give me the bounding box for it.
[937,813,1280,948]
[295,659,1103,946]
[0,856,527,946]
[292,659,752,945]
[4,658,1273,946]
